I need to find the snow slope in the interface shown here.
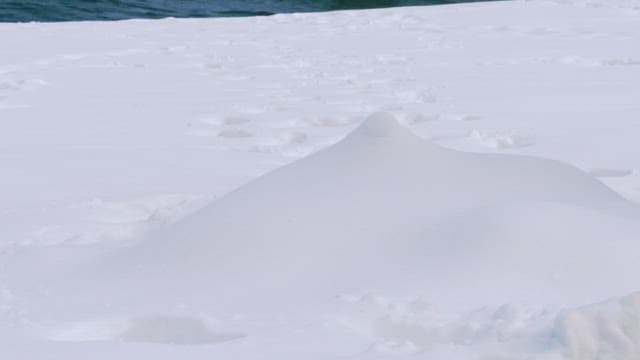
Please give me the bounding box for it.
[54,113,639,313]
[2,1,640,359]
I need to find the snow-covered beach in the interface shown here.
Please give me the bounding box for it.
[2,0,640,358]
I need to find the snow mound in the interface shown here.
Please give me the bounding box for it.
[58,113,640,315]
[555,292,640,360]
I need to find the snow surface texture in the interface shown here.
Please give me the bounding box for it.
[2,1,640,359]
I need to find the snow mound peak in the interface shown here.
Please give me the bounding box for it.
[356,112,404,138]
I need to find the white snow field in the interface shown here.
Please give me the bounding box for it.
[2,0,640,359]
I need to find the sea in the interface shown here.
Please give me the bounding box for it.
[0,0,495,22]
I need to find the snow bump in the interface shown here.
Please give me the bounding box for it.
[356,112,403,138]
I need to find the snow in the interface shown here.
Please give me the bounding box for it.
[555,292,640,360]
[2,0,640,359]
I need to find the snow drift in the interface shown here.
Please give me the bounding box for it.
[46,113,638,319]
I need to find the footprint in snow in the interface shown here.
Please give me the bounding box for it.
[394,90,438,104]
[187,115,254,139]
[197,115,252,126]
[217,128,253,139]
[468,129,535,149]
[600,58,640,66]
[0,78,47,95]
[248,131,314,157]
[395,112,440,124]
[303,116,361,127]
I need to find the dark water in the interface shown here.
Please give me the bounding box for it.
[0,0,495,23]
